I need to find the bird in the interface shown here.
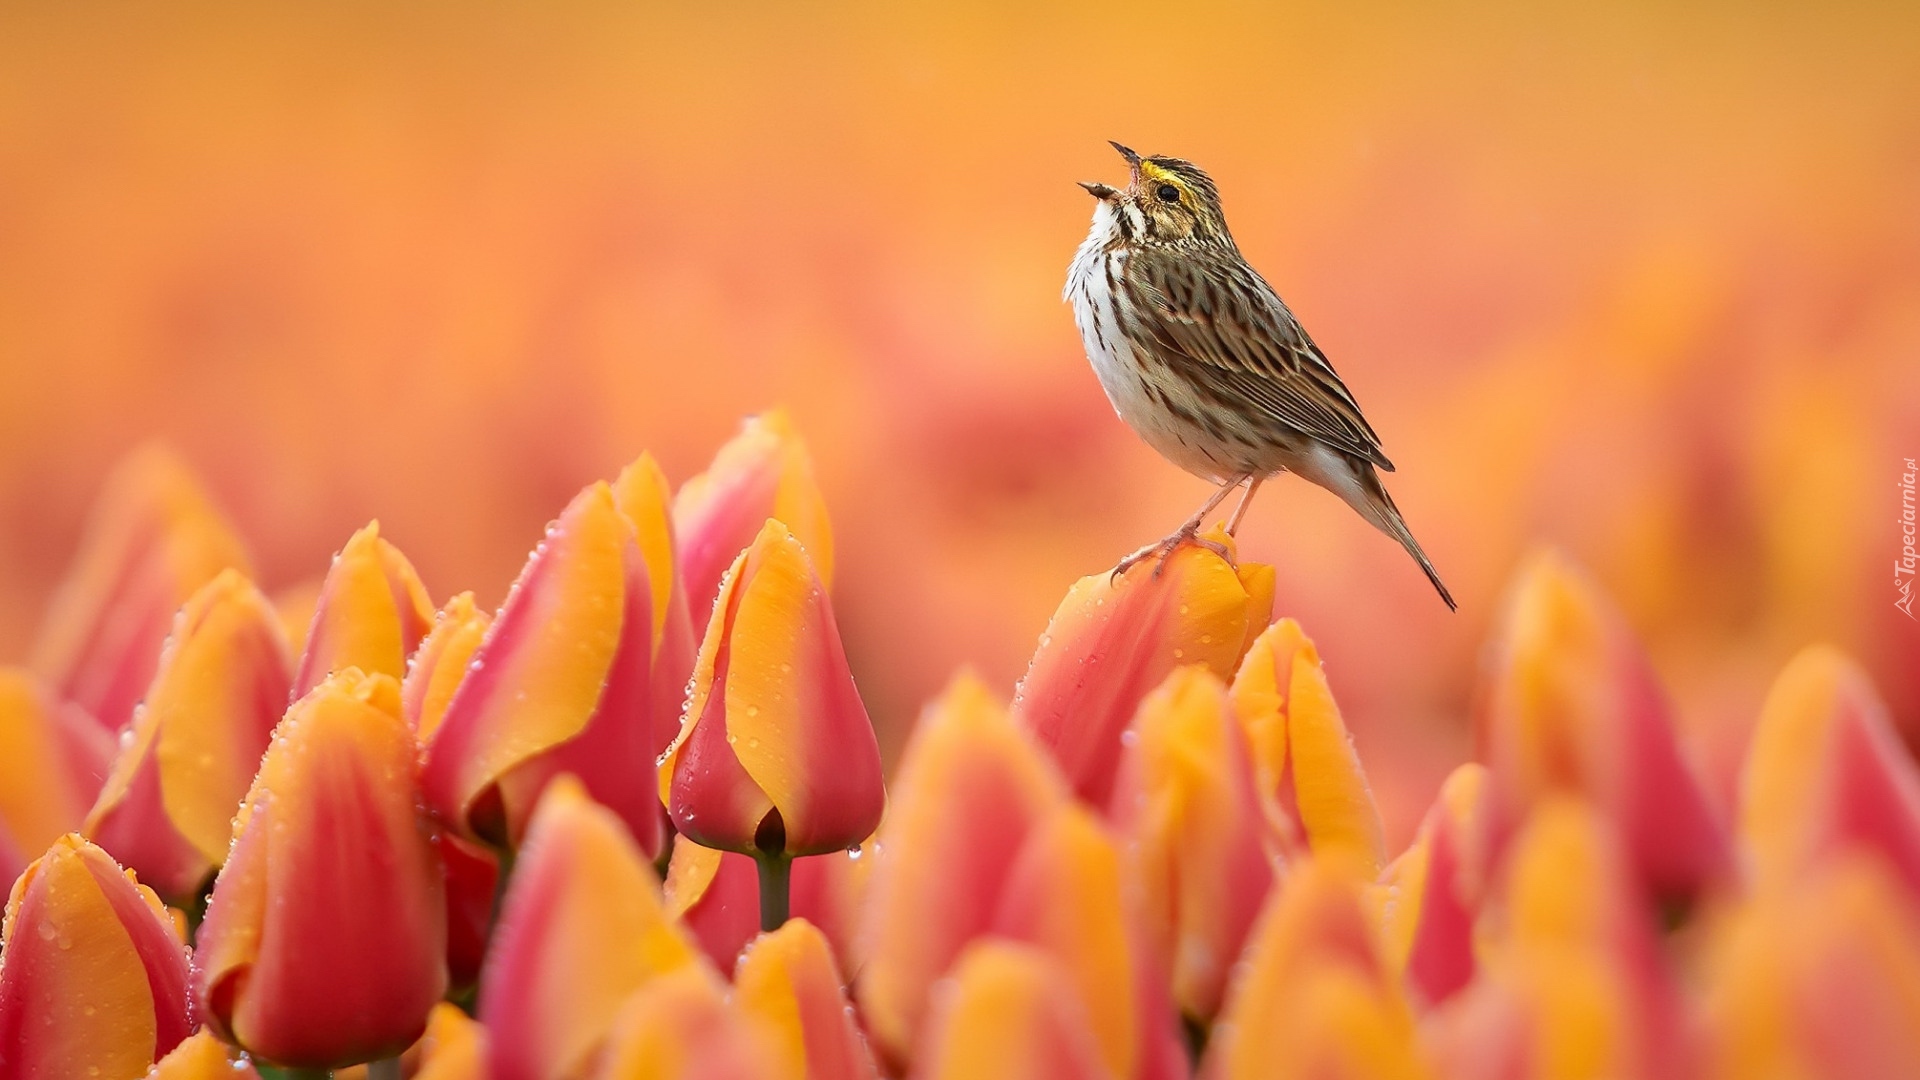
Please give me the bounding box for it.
[1065,141,1455,609]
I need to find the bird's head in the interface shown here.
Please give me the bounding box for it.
[1079,141,1232,247]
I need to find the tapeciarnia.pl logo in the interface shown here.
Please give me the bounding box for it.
[1899,457,1917,619]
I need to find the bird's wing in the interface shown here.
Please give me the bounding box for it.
[1123,247,1394,471]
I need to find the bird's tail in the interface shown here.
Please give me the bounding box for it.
[1356,467,1456,611]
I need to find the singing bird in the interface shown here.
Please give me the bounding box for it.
[1065,142,1455,609]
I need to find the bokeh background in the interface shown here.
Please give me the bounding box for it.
[1,1,1915,843]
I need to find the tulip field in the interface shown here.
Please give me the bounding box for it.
[0,413,1915,1079]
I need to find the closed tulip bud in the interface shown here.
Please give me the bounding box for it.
[482,777,706,1080]
[911,943,1113,1080]
[735,918,879,1080]
[1205,859,1429,1080]
[292,521,435,698]
[0,670,114,887]
[1374,763,1489,1006]
[858,676,1068,1067]
[412,1003,489,1080]
[0,834,192,1079]
[594,967,790,1080]
[422,482,662,855]
[193,668,447,1069]
[32,445,250,733]
[1477,551,1727,903]
[1112,666,1275,1023]
[1015,530,1273,806]
[611,452,700,766]
[84,569,292,902]
[674,410,835,624]
[1229,619,1385,872]
[145,1032,263,1079]
[403,592,491,742]
[664,840,872,976]
[1741,645,1920,893]
[661,519,883,860]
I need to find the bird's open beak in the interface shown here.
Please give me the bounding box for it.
[1078,181,1118,200]
[1109,141,1142,167]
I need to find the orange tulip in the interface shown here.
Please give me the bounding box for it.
[735,918,878,1080]
[422,482,663,855]
[858,676,1068,1066]
[611,452,701,766]
[84,569,292,902]
[403,592,491,742]
[31,445,250,733]
[1204,858,1429,1080]
[661,519,882,860]
[0,669,114,887]
[0,834,192,1079]
[1476,551,1727,902]
[1374,762,1489,1006]
[481,777,705,1080]
[412,1003,490,1080]
[674,410,835,624]
[193,668,447,1069]
[291,521,435,698]
[663,840,869,976]
[1741,644,1920,894]
[1014,529,1273,805]
[1111,666,1275,1023]
[1228,619,1385,871]
[910,943,1113,1080]
[593,967,790,1080]
[145,1032,263,1079]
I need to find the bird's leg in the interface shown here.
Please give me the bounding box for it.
[1224,475,1266,537]
[1113,475,1247,580]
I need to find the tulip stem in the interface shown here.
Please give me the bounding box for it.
[755,851,792,931]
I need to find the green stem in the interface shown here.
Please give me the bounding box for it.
[755,851,792,932]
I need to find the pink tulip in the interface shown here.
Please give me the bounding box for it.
[911,943,1115,1080]
[0,670,114,888]
[292,521,435,698]
[735,918,879,1080]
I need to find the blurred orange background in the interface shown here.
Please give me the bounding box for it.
[1,1,1915,843]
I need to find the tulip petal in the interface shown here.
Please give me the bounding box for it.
[1112,666,1274,1022]
[413,1002,489,1080]
[735,918,879,1080]
[858,675,1069,1067]
[403,593,491,743]
[423,482,660,852]
[910,942,1114,1080]
[1741,645,1920,893]
[0,671,114,887]
[612,452,700,764]
[675,410,835,624]
[194,669,447,1068]
[594,966,790,1080]
[1374,763,1487,1006]
[481,777,705,1080]
[1015,530,1271,806]
[0,834,192,1079]
[85,570,291,900]
[32,446,250,733]
[292,522,435,698]
[146,1031,263,1079]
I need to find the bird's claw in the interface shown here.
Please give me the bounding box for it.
[1110,529,1235,583]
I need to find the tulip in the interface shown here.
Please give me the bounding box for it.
[911,942,1113,1080]
[1430,798,1689,1080]
[660,519,883,925]
[735,918,878,1080]
[1111,665,1275,1024]
[481,777,706,1080]
[857,675,1068,1067]
[1204,857,1428,1080]
[83,569,292,902]
[674,410,835,623]
[193,668,447,1069]
[1014,528,1273,806]
[593,967,790,1080]
[422,482,662,855]
[1740,644,1920,894]
[32,445,251,733]
[403,592,491,742]
[0,834,192,1079]
[1374,762,1488,1006]
[1476,550,1727,903]
[413,1003,489,1080]
[1228,618,1385,871]
[664,840,871,976]
[291,521,435,698]
[146,1032,263,1079]
[1700,855,1920,1079]
[611,452,700,766]
[0,669,115,887]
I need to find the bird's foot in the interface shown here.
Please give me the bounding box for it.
[1111,525,1234,582]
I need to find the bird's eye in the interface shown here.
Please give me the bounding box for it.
[1156,184,1181,204]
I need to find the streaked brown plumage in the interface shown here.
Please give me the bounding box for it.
[1066,142,1455,609]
